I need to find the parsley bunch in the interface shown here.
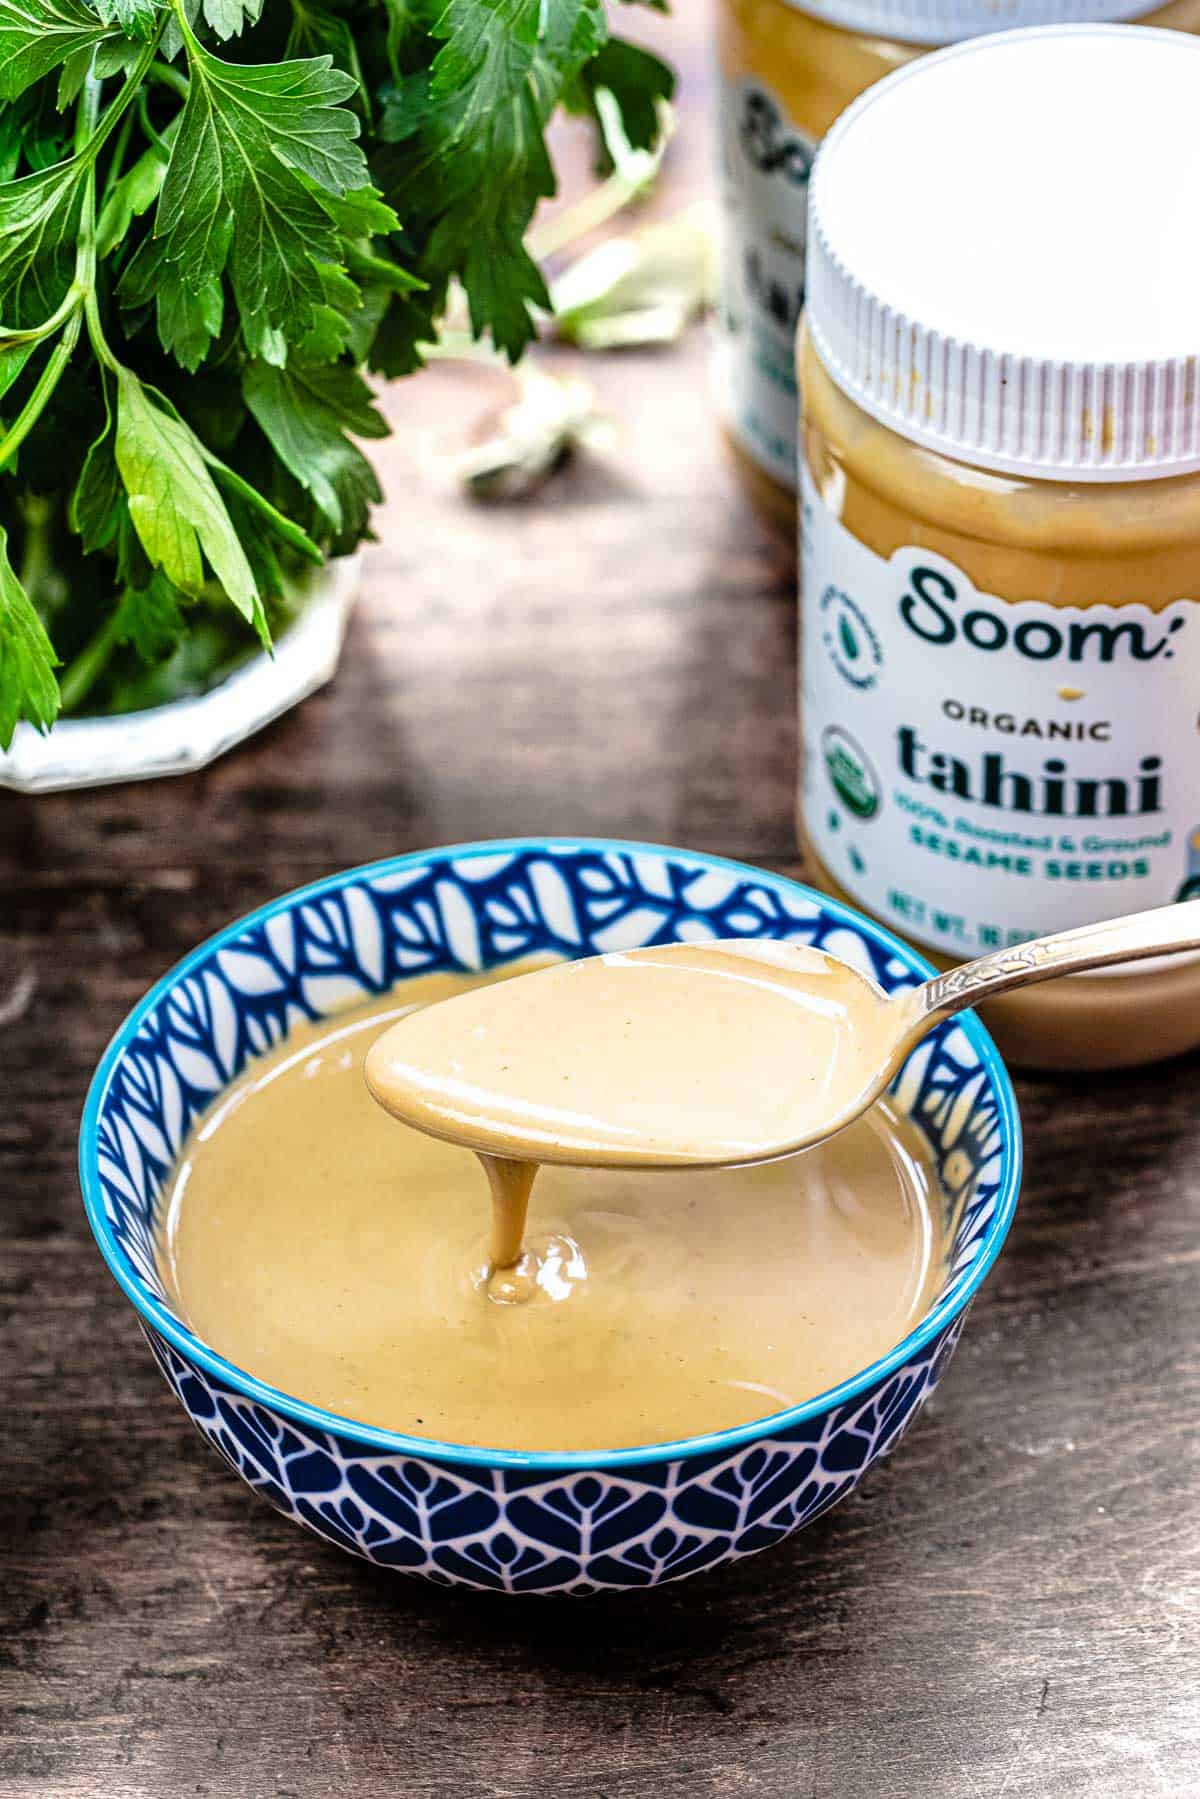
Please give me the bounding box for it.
[0,0,672,741]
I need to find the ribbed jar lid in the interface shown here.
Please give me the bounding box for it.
[806,25,1200,483]
[780,0,1152,48]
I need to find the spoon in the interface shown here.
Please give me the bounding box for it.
[365,899,1200,1170]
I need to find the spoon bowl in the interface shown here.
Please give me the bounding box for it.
[364,938,896,1169]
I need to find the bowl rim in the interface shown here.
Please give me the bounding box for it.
[79,836,1023,1473]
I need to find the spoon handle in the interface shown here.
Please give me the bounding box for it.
[900,898,1200,1038]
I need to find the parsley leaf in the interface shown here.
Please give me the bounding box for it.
[574,36,674,154]
[0,341,32,403]
[155,266,224,370]
[92,0,161,40]
[0,522,60,747]
[155,33,369,337]
[382,0,609,359]
[243,356,385,542]
[96,138,167,259]
[377,1,681,359]
[111,570,187,662]
[365,289,440,378]
[427,0,564,123]
[286,0,369,105]
[0,0,118,103]
[114,365,268,644]
[315,183,401,239]
[71,394,122,552]
[201,0,263,42]
[299,301,354,363]
[118,234,224,370]
[0,157,86,326]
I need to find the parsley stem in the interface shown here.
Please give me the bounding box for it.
[75,81,113,383]
[83,288,121,377]
[343,246,425,293]
[383,2,403,87]
[58,606,125,715]
[0,288,82,349]
[525,174,645,264]
[74,76,127,381]
[79,28,168,171]
[101,103,136,203]
[149,59,190,102]
[16,495,53,603]
[0,43,161,354]
[79,71,102,147]
[0,313,83,473]
[0,74,103,466]
[167,0,202,58]
[137,89,172,162]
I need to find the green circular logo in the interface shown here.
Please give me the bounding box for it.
[819,585,883,691]
[821,725,880,820]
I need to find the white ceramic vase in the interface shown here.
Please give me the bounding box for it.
[0,554,361,795]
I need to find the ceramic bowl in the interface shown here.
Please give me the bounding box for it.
[81,839,1021,1596]
[0,555,359,794]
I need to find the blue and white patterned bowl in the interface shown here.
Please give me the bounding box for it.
[80,839,1021,1596]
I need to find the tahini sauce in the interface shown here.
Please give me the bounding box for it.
[158,967,946,1452]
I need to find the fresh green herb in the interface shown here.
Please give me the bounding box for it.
[0,0,673,742]
[0,519,59,742]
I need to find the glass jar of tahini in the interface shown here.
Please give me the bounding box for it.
[798,25,1200,1071]
[713,0,1200,551]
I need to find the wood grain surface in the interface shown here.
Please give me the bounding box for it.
[3,9,1199,1796]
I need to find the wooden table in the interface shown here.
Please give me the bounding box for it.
[4,11,1199,1797]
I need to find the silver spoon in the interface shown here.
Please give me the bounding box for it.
[858,894,1200,1118]
[366,900,1200,1169]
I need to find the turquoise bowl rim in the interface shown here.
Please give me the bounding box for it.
[79,836,1023,1473]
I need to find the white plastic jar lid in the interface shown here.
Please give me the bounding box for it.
[806,25,1200,482]
[779,0,1153,48]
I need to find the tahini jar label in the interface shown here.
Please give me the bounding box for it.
[714,75,815,491]
[800,464,1200,958]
